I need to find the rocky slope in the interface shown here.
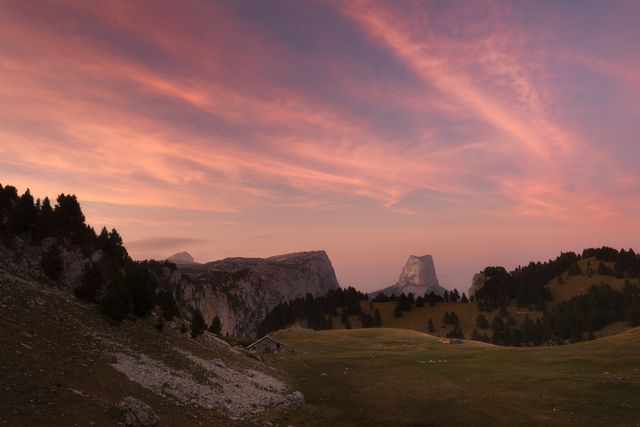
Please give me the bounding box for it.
[370,255,446,297]
[0,244,304,427]
[169,250,340,338]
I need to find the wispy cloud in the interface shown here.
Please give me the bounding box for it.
[1,0,639,289]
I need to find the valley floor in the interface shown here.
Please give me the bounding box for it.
[269,327,640,427]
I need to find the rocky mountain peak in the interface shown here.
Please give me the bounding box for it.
[166,251,195,265]
[370,254,446,297]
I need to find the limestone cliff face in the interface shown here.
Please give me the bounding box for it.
[170,250,340,338]
[469,271,488,296]
[371,255,446,297]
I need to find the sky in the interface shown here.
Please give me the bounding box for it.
[1,0,639,292]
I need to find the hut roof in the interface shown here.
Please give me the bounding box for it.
[247,335,287,350]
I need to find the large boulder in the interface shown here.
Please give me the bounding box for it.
[116,396,161,427]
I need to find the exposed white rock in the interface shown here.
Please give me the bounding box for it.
[111,349,302,418]
[371,255,446,297]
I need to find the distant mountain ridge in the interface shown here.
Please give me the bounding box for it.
[370,255,446,297]
[166,251,197,265]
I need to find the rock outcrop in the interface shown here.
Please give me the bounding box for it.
[371,255,445,297]
[469,271,488,296]
[169,250,340,338]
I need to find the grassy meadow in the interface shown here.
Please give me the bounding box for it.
[268,327,640,426]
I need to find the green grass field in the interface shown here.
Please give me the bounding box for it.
[268,327,640,426]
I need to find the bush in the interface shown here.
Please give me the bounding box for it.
[476,314,489,329]
[374,308,382,326]
[157,291,180,321]
[209,315,222,335]
[41,246,63,281]
[74,263,103,302]
[100,280,133,320]
[393,305,402,318]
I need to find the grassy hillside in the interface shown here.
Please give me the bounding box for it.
[0,270,301,426]
[546,258,628,301]
[269,327,640,426]
[321,257,639,341]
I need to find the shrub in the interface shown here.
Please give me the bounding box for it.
[74,263,103,302]
[157,291,180,321]
[209,315,222,335]
[191,309,207,338]
[41,245,63,281]
[100,280,133,320]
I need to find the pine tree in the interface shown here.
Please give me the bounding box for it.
[499,305,508,318]
[41,245,63,281]
[442,311,451,324]
[476,314,489,329]
[191,309,207,338]
[340,307,349,325]
[74,263,103,302]
[374,308,382,326]
[209,315,222,335]
[157,291,180,321]
[393,305,402,318]
[100,279,133,320]
[568,263,582,276]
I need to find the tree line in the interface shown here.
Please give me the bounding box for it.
[257,286,372,337]
[0,183,182,325]
[469,282,640,346]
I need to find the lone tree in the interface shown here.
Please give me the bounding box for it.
[209,315,222,335]
[41,245,63,281]
[427,317,434,333]
[374,308,382,326]
[476,314,489,329]
[191,309,207,338]
[393,305,402,318]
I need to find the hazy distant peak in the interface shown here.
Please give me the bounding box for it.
[370,254,445,297]
[166,251,195,264]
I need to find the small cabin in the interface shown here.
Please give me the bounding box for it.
[247,335,287,354]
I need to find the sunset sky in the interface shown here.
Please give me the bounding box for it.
[1,1,639,292]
